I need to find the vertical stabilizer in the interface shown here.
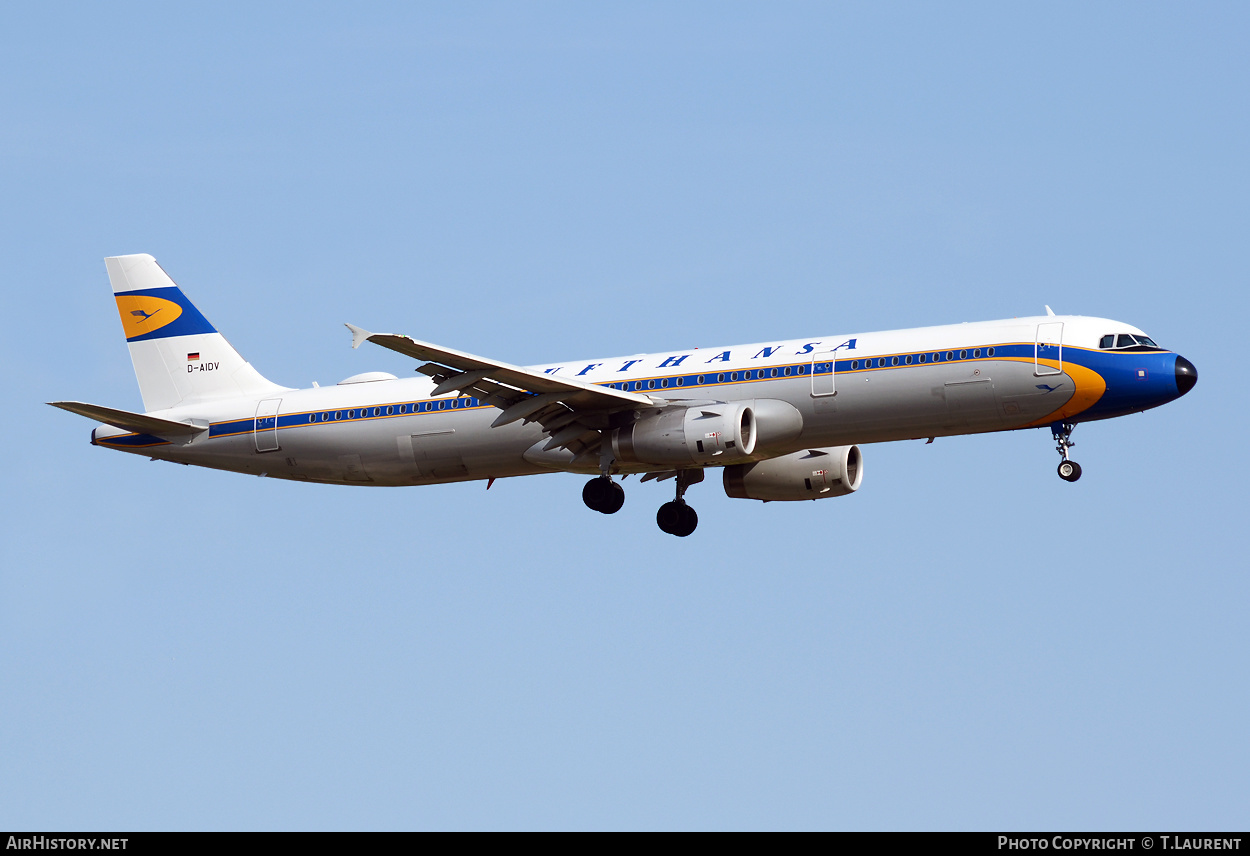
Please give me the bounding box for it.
[106,254,286,412]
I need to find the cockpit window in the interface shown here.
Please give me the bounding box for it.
[1103,332,1163,351]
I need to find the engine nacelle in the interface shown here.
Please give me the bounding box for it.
[612,402,757,466]
[723,445,864,501]
[748,398,805,453]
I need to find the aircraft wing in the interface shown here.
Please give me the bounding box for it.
[347,324,657,461]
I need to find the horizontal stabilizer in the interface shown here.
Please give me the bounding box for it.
[48,401,207,437]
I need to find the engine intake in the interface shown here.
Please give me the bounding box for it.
[723,445,863,501]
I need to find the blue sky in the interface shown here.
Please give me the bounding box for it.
[2,3,1246,830]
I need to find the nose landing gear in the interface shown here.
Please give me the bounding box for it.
[1052,422,1082,482]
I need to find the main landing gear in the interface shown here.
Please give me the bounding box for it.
[581,469,703,536]
[656,500,698,537]
[656,470,702,537]
[1052,421,1082,482]
[582,475,625,514]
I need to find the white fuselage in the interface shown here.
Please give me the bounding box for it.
[92,314,1186,487]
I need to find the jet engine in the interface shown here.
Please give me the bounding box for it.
[723,445,863,501]
[612,402,757,466]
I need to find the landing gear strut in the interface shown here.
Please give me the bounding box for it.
[1052,421,1082,482]
[583,476,625,514]
[657,470,702,537]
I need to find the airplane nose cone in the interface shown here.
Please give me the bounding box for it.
[1175,355,1198,396]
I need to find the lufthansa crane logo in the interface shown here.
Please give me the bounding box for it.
[115,294,184,340]
[130,308,161,323]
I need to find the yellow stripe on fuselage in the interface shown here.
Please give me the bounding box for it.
[990,356,1107,426]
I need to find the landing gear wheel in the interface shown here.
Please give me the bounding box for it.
[602,481,625,513]
[1051,422,1083,484]
[656,501,680,533]
[583,476,625,514]
[657,500,698,537]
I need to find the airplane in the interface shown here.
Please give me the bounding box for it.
[51,254,1197,536]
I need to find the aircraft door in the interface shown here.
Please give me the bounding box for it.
[1035,322,1064,377]
[254,398,282,452]
[810,350,836,397]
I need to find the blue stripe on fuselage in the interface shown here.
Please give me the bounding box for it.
[92,341,1184,448]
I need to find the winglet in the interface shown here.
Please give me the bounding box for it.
[345,323,374,350]
[1045,305,1056,317]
